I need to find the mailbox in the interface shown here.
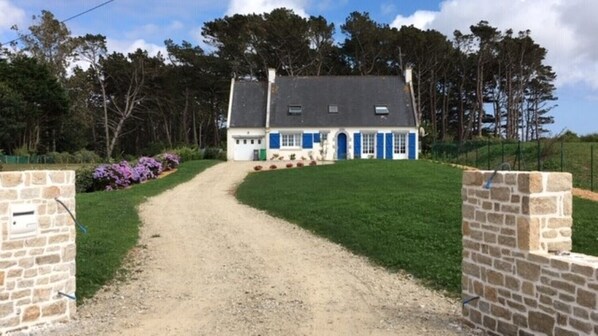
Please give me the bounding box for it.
[9,204,38,240]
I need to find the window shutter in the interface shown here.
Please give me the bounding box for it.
[269,133,280,149]
[376,133,384,159]
[385,133,393,159]
[408,132,416,160]
[302,133,313,149]
[313,133,321,143]
[354,132,361,158]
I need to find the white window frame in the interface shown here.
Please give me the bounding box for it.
[281,133,302,148]
[394,133,407,154]
[362,133,375,155]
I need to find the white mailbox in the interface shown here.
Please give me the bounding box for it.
[9,204,38,240]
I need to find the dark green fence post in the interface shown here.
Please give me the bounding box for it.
[517,141,521,171]
[560,138,564,172]
[592,145,594,192]
[487,140,491,170]
[501,141,505,164]
[537,140,541,171]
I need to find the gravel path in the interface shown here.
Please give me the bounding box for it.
[28,161,470,336]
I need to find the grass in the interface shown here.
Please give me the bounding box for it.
[1,163,93,171]
[236,160,598,296]
[433,141,598,190]
[75,160,217,303]
[237,160,464,295]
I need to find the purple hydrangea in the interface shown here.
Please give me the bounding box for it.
[137,156,163,177]
[157,153,180,171]
[92,161,139,190]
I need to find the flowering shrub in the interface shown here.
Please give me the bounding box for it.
[93,161,139,191]
[157,153,180,171]
[89,152,180,192]
[137,156,163,178]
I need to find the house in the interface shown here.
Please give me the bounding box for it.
[226,68,419,161]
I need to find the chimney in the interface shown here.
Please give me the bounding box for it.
[268,68,276,83]
[404,66,412,84]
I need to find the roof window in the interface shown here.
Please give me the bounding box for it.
[288,105,302,115]
[375,105,389,115]
[328,104,338,113]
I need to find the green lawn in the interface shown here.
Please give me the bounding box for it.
[236,160,598,296]
[75,160,217,303]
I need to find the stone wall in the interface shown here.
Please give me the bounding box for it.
[0,171,76,334]
[462,170,598,336]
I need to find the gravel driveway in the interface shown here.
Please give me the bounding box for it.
[29,161,469,336]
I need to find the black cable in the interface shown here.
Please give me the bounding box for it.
[1,0,115,46]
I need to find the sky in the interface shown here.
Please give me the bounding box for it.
[0,0,596,136]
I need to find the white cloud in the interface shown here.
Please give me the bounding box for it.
[390,0,598,90]
[226,0,308,17]
[0,0,25,32]
[107,38,168,58]
[391,10,436,29]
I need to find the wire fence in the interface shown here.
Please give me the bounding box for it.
[428,139,596,191]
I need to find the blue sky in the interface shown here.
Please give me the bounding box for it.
[1,0,597,136]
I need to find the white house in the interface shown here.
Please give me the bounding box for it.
[226,69,419,161]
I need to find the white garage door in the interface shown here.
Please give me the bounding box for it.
[233,138,265,161]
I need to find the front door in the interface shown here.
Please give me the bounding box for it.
[337,133,347,160]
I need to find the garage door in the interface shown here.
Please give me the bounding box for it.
[233,138,265,161]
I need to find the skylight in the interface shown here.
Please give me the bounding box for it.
[328,105,338,113]
[375,105,389,115]
[288,105,302,114]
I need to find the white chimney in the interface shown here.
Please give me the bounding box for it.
[268,68,276,83]
[404,66,412,84]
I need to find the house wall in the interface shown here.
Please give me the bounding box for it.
[266,127,418,161]
[462,170,598,336]
[226,128,267,161]
[0,171,77,334]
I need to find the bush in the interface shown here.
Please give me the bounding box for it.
[136,156,164,177]
[93,161,139,191]
[171,146,202,161]
[75,167,95,193]
[217,150,227,161]
[157,153,180,170]
[73,149,102,163]
[203,147,221,160]
[47,151,74,164]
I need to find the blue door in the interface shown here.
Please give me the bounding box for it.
[337,133,347,160]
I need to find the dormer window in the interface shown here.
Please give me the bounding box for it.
[288,105,302,115]
[328,104,338,113]
[375,105,389,115]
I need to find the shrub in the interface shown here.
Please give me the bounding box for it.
[296,162,304,167]
[47,151,74,164]
[269,164,277,169]
[254,165,263,171]
[217,150,228,161]
[203,147,221,160]
[309,161,317,166]
[286,163,293,168]
[156,153,179,171]
[93,161,139,191]
[138,156,163,176]
[73,149,101,163]
[171,146,202,161]
[75,166,95,193]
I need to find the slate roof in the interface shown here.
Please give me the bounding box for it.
[229,75,417,128]
[228,81,267,128]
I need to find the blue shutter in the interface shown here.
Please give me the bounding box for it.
[269,133,280,149]
[313,133,321,143]
[408,132,417,160]
[385,133,393,159]
[302,133,313,149]
[354,133,361,158]
[376,133,384,159]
